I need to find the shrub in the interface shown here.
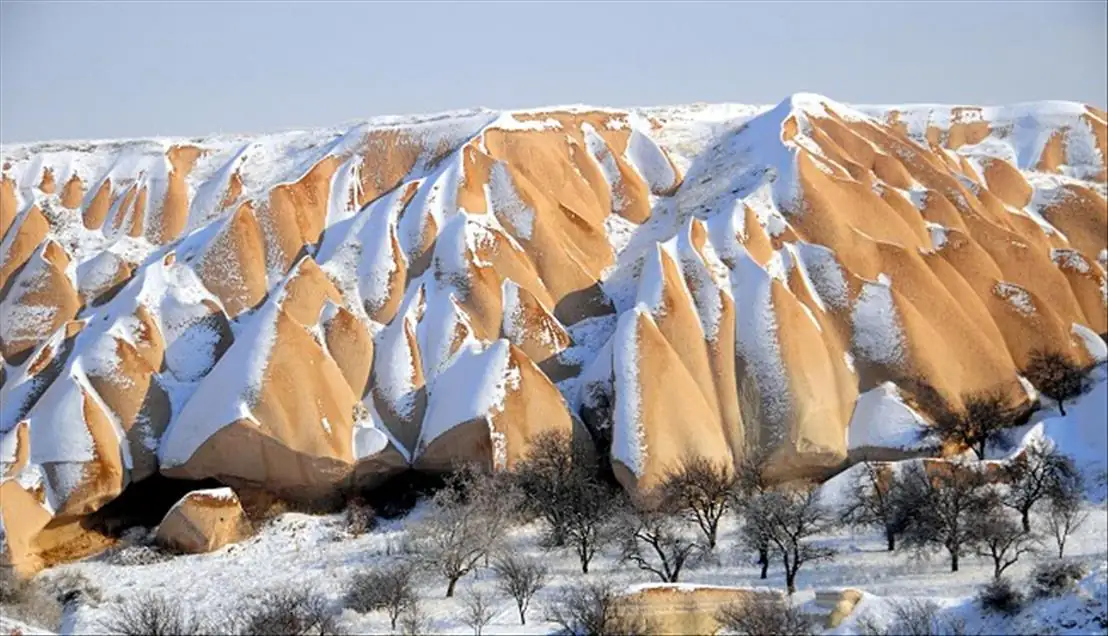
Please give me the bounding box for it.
[397,598,431,636]
[0,568,63,631]
[460,589,496,636]
[857,598,969,636]
[545,580,653,636]
[343,497,377,537]
[239,588,343,635]
[978,577,1024,616]
[492,554,548,625]
[102,544,173,566]
[39,569,103,607]
[344,564,415,629]
[97,592,206,636]
[714,595,811,636]
[1030,559,1088,598]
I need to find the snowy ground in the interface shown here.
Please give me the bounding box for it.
[12,369,1107,635]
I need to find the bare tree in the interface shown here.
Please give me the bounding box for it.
[1043,467,1088,558]
[1002,440,1078,532]
[407,467,512,597]
[563,470,620,575]
[617,500,705,583]
[857,598,970,636]
[840,459,914,551]
[544,580,653,636]
[930,390,1020,460]
[511,429,595,547]
[899,460,994,572]
[970,508,1039,578]
[461,590,496,636]
[746,486,837,595]
[492,554,548,625]
[660,454,735,551]
[239,588,342,636]
[344,563,416,630]
[714,595,811,636]
[397,598,431,636]
[731,445,774,579]
[1023,349,1092,416]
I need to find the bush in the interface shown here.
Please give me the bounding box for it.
[344,564,415,629]
[857,598,969,636]
[343,497,377,537]
[545,580,653,636]
[102,544,173,566]
[978,577,1024,616]
[0,568,63,631]
[397,598,431,636]
[1031,559,1088,598]
[39,569,103,607]
[714,595,811,636]
[239,588,343,635]
[97,592,206,636]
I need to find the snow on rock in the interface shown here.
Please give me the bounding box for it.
[852,275,907,367]
[611,308,647,477]
[847,382,931,451]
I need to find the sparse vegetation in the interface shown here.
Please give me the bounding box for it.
[977,577,1024,616]
[97,592,208,636]
[342,496,377,537]
[840,458,914,551]
[460,589,496,636]
[969,508,1039,578]
[930,390,1021,460]
[545,580,653,636]
[857,598,970,636]
[617,497,705,583]
[1023,349,1093,416]
[659,454,735,551]
[492,554,548,625]
[344,563,416,630]
[0,568,63,632]
[714,595,811,636]
[1030,559,1088,598]
[743,485,837,594]
[397,597,432,636]
[239,588,342,635]
[899,461,994,572]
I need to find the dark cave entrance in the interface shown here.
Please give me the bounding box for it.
[83,473,226,537]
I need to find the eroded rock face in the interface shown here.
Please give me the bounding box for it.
[1,96,1106,572]
[155,487,250,554]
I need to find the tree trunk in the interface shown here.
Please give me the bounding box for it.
[519,607,526,625]
[951,551,959,572]
[786,571,796,595]
[1021,509,1031,533]
[886,530,895,552]
[581,558,589,574]
[1059,401,1066,416]
[446,576,459,598]
[1058,541,1065,559]
[759,549,769,579]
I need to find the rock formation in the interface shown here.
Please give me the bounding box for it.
[1,96,1105,573]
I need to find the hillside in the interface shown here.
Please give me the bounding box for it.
[1,95,1106,574]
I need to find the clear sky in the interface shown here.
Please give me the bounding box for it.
[1,1,1105,143]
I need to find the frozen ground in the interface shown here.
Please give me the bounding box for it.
[10,367,1107,636]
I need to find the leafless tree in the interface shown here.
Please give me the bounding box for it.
[511,429,596,547]
[397,598,431,636]
[840,459,914,551]
[406,467,513,597]
[714,594,811,636]
[492,554,548,625]
[899,461,995,572]
[857,598,970,636]
[344,563,416,630]
[562,469,620,575]
[460,589,497,636]
[1002,440,1078,532]
[659,454,735,551]
[1023,349,1092,416]
[970,508,1039,578]
[731,445,774,578]
[930,390,1020,460]
[544,580,653,636]
[1043,466,1088,558]
[617,500,705,583]
[745,485,837,595]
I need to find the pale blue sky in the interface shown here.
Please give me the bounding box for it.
[1,1,1105,143]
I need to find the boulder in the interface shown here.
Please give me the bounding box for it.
[155,488,250,554]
